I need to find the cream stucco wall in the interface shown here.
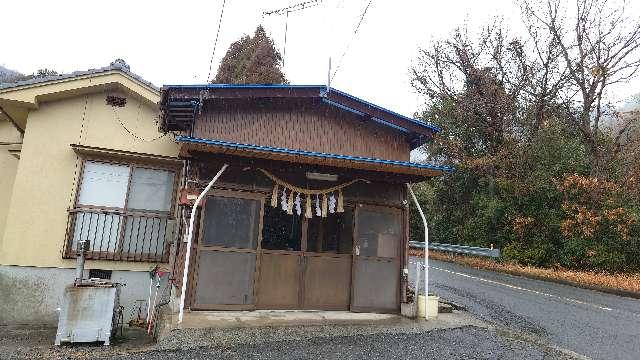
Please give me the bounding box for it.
[0,89,179,271]
[0,121,21,252]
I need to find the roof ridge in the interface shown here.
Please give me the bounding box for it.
[0,59,158,92]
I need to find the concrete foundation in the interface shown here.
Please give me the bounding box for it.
[179,310,403,329]
[0,265,162,325]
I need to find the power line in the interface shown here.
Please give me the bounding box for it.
[263,0,323,69]
[206,0,229,83]
[262,0,322,17]
[331,0,374,81]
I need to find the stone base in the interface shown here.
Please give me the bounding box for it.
[400,302,417,318]
[174,310,402,330]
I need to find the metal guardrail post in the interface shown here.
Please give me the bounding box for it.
[409,241,500,258]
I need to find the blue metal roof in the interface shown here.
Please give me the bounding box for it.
[320,88,442,133]
[176,135,453,173]
[162,84,441,134]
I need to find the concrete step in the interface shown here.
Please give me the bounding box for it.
[179,310,403,329]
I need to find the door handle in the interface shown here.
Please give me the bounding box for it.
[355,245,360,256]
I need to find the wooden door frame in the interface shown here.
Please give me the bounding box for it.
[350,203,403,313]
[256,204,306,310]
[256,205,355,310]
[189,188,266,310]
[301,251,353,310]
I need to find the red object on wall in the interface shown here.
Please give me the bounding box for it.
[178,188,201,206]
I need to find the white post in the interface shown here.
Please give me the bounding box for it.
[327,57,332,93]
[178,164,228,323]
[415,255,420,302]
[146,275,153,321]
[406,183,429,320]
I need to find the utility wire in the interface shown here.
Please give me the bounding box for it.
[206,0,229,83]
[331,0,374,81]
[263,0,323,69]
[262,0,322,16]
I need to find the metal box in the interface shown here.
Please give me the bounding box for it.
[55,284,121,345]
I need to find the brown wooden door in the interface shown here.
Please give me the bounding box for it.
[256,205,304,309]
[256,251,303,309]
[191,190,263,310]
[256,205,353,310]
[302,253,351,310]
[301,208,353,310]
[351,204,402,313]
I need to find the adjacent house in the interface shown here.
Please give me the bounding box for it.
[0,60,180,324]
[0,60,448,327]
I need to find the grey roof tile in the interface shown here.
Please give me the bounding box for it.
[0,59,158,92]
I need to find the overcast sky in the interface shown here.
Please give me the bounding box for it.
[2,0,639,118]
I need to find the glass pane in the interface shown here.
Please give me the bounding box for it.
[202,196,260,249]
[122,215,173,256]
[356,208,401,258]
[127,167,174,212]
[72,211,122,253]
[195,251,256,305]
[78,161,130,208]
[352,258,400,310]
[307,207,353,254]
[261,205,302,251]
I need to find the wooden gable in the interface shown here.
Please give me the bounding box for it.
[192,98,410,162]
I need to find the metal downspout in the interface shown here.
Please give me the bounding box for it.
[406,183,429,320]
[178,163,228,323]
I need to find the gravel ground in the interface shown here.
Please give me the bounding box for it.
[107,326,573,360]
[1,318,577,360]
[0,325,154,360]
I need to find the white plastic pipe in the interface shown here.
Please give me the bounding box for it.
[406,183,429,320]
[146,275,153,321]
[178,163,228,323]
[148,273,160,334]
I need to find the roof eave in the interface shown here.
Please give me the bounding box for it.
[175,135,452,178]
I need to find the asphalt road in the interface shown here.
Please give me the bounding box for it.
[409,257,640,360]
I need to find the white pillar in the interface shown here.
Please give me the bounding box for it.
[406,183,429,320]
[178,164,228,323]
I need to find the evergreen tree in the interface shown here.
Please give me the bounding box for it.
[213,26,288,84]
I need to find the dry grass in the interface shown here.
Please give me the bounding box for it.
[409,249,640,294]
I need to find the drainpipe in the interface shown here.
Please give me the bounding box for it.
[178,163,228,324]
[406,183,429,319]
[75,240,88,286]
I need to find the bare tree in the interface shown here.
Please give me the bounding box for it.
[522,0,640,175]
[411,21,568,163]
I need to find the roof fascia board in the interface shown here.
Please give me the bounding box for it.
[176,135,453,173]
[325,88,441,132]
[162,85,322,101]
[0,71,159,108]
[322,90,439,136]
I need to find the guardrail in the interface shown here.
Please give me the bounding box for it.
[409,241,500,258]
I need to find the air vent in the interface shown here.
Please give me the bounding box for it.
[88,269,112,280]
[106,95,127,107]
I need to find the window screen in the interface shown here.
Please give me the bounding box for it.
[127,167,174,211]
[261,205,302,251]
[356,208,401,258]
[77,161,130,208]
[307,207,353,254]
[201,196,261,249]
